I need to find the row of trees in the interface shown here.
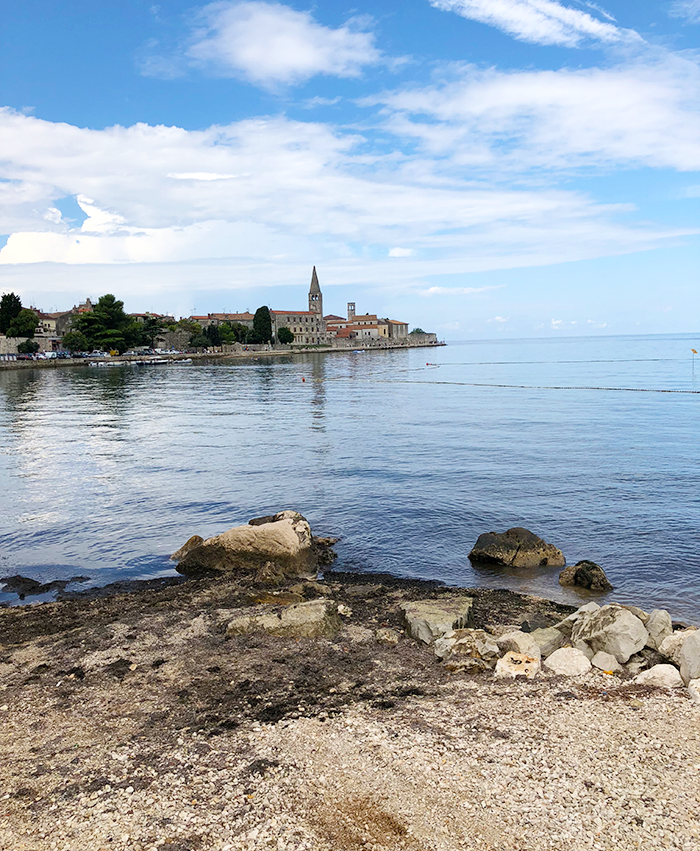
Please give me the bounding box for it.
[2,291,293,354]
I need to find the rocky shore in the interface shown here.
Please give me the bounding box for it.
[1,558,699,851]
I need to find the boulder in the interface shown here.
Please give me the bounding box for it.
[572,640,594,660]
[679,630,700,686]
[170,535,204,561]
[176,511,321,579]
[590,651,623,674]
[468,527,565,569]
[400,597,473,645]
[225,598,341,639]
[496,631,541,661]
[658,628,697,665]
[530,627,566,658]
[495,651,540,679]
[544,647,592,677]
[553,602,601,640]
[621,605,649,625]
[645,610,673,650]
[688,679,700,706]
[558,560,613,592]
[435,629,500,672]
[570,605,648,664]
[634,664,684,689]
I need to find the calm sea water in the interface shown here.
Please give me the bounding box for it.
[1,334,699,621]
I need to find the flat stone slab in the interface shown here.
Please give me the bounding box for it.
[400,597,474,645]
[226,598,341,639]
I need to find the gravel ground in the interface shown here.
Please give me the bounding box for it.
[1,574,698,851]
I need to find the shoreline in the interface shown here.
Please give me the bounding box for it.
[0,569,698,850]
[0,339,445,372]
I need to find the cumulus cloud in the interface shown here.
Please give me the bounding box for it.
[186,1,381,87]
[420,285,502,295]
[429,0,625,47]
[670,1,700,23]
[388,247,415,257]
[367,54,700,172]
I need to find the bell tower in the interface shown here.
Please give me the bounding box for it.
[308,266,322,315]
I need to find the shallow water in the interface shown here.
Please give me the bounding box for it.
[1,333,699,621]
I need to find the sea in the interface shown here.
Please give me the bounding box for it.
[1,333,699,622]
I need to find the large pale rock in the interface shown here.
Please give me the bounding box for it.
[225,598,341,639]
[496,631,541,660]
[645,609,673,650]
[468,527,565,568]
[634,664,684,689]
[435,629,500,672]
[177,511,319,579]
[170,535,204,561]
[495,651,540,679]
[688,679,700,706]
[572,640,594,660]
[679,631,700,686]
[570,605,648,664]
[530,627,566,658]
[658,629,697,665]
[591,651,623,674]
[400,597,473,645]
[554,602,601,640]
[544,647,592,676]
[558,560,613,591]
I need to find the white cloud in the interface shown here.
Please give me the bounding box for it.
[429,0,626,47]
[168,172,238,180]
[186,1,381,87]
[420,285,502,295]
[490,315,508,323]
[367,54,700,172]
[388,247,415,257]
[670,1,700,24]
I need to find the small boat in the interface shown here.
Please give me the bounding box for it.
[170,358,193,364]
[352,349,366,354]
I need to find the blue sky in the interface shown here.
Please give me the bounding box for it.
[1,0,699,337]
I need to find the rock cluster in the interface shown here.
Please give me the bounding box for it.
[400,596,700,701]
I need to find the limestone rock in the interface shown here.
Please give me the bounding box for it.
[468,527,565,569]
[658,628,697,665]
[553,602,601,640]
[496,631,542,660]
[495,651,540,679]
[570,605,648,664]
[530,627,566,658]
[177,511,320,579]
[645,609,673,650]
[558,560,613,592]
[679,630,700,686]
[436,629,500,672]
[225,598,341,639]
[170,535,204,561]
[634,664,684,689]
[591,651,623,674]
[688,678,700,706]
[544,647,592,676]
[400,597,473,645]
[622,605,649,625]
[624,654,648,676]
[572,640,594,660]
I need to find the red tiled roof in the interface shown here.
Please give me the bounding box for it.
[271,310,317,316]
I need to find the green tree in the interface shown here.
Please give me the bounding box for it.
[0,293,22,334]
[71,294,141,353]
[139,315,165,348]
[204,324,222,346]
[252,306,272,344]
[277,326,294,344]
[62,330,89,353]
[410,327,426,335]
[17,339,40,354]
[6,308,38,338]
[189,332,208,349]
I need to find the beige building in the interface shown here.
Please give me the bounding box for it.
[271,267,326,345]
[325,302,409,341]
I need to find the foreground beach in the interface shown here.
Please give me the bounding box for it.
[1,572,698,851]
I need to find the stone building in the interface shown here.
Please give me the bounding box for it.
[270,267,327,345]
[325,303,409,341]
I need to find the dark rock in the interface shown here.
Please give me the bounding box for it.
[0,574,92,600]
[468,527,565,568]
[559,560,613,592]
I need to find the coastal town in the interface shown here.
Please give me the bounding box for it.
[0,268,440,361]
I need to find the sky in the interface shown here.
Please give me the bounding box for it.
[1,0,699,338]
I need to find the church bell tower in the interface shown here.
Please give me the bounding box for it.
[308,266,322,315]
